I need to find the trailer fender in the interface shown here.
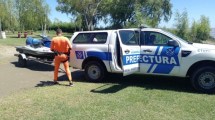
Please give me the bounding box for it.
[19,53,27,60]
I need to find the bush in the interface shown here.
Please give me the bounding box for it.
[49,22,78,33]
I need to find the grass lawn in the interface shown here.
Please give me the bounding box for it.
[0,74,215,120]
[1,32,215,119]
[0,31,72,46]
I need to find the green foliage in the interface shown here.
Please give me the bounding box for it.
[174,10,189,40]
[0,0,51,32]
[167,12,211,43]
[56,0,104,31]
[15,0,50,31]
[49,21,77,33]
[0,0,18,31]
[190,20,198,42]
[196,15,210,41]
[188,16,210,42]
[124,0,146,28]
[104,0,172,28]
[56,0,172,29]
[170,9,211,43]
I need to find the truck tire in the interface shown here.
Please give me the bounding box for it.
[84,61,107,82]
[18,55,27,67]
[191,66,215,94]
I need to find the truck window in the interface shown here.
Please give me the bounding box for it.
[144,31,172,46]
[119,30,139,45]
[92,32,108,43]
[73,33,91,43]
[73,32,108,44]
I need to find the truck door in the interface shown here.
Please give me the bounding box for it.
[117,30,140,76]
[140,31,181,75]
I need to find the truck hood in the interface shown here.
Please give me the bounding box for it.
[192,43,215,50]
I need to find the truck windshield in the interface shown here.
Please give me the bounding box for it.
[119,30,139,45]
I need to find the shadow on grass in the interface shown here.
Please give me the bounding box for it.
[35,81,57,87]
[11,60,196,94]
[58,70,196,94]
[91,84,128,94]
[35,70,82,87]
[35,81,72,87]
[93,74,195,94]
[34,70,83,87]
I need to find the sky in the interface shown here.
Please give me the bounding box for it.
[46,0,215,28]
[46,0,72,22]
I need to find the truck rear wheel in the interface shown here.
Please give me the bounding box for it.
[84,61,107,82]
[191,66,215,94]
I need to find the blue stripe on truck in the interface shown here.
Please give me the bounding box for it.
[75,51,112,61]
[87,51,112,61]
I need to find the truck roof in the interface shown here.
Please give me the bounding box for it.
[74,27,163,33]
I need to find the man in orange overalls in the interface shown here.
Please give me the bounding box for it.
[50,29,73,86]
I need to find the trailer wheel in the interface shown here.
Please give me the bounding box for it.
[18,55,27,67]
[84,61,106,82]
[191,66,215,94]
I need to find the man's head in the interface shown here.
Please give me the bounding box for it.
[148,35,156,45]
[56,28,62,35]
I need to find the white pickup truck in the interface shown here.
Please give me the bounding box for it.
[69,27,215,93]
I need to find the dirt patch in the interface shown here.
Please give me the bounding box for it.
[0,44,82,98]
[0,45,16,58]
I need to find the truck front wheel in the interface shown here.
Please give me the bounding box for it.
[191,67,215,94]
[84,61,107,82]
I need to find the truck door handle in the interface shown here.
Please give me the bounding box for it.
[124,49,130,53]
[143,49,152,52]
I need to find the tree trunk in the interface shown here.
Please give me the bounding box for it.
[43,23,46,36]
[87,20,94,31]
[0,18,2,32]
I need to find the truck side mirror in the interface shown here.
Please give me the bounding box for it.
[167,40,179,47]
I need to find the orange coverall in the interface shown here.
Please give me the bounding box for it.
[50,36,72,82]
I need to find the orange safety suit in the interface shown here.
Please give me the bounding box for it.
[50,36,72,82]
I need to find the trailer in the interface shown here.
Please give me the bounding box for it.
[14,45,55,67]
[14,35,55,67]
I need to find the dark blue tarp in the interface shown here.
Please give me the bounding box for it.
[26,36,51,48]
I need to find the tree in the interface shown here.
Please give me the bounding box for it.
[104,0,172,28]
[190,20,198,42]
[174,10,189,40]
[15,0,50,31]
[56,0,104,31]
[0,0,5,32]
[0,0,18,32]
[196,15,210,41]
[56,0,172,30]
[173,13,210,43]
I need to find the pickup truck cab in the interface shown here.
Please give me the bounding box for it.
[70,27,215,93]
